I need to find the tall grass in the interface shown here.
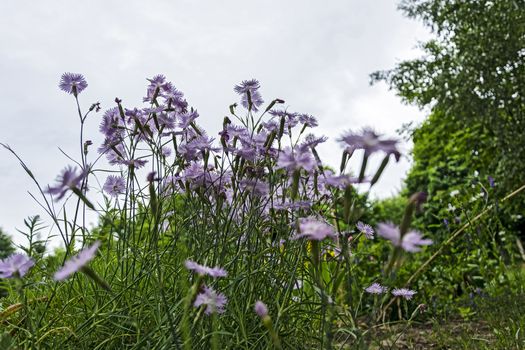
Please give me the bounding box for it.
[0,74,435,349]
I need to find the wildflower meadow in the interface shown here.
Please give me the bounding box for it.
[1,1,525,349]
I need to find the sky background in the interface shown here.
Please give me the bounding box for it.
[0,0,430,246]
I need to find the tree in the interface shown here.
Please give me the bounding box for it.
[372,0,525,236]
[0,228,14,259]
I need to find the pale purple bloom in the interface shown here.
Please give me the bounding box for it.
[292,217,337,241]
[194,285,228,315]
[277,147,317,172]
[377,223,433,252]
[298,114,318,127]
[59,73,88,95]
[103,175,126,198]
[154,112,177,132]
[0,254,34,278]
[321,171,359,189]
[272,200,312,211]
[46,166,87,200]
[99,107,125,139]
[144,74,169,102]
[235,79,264,112]
[301,134,328,149]
[254,301,268,317]
[178,110,199,129]
[392,288,417,300]
[365,283,386,295]
[241,90,264,111]
[54,241,101,281]
[269,110,299,129]
[234,79,260,94]
[356,221,374,239]
[184,260,227,278]
[162,83,188,113]
[339,128,400,160]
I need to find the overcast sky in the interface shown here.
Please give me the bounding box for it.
[0,0,430,245]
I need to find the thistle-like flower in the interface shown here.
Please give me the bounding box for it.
[54,241,101,281]
[103,175,126,198]
[392,288,417,300]
[194,286,227,315]
[0,253,34,278]
[46,166,87,201]
[377,223,432,252]
[356,221,374,239]
[184,260,227,278]
[292,217,337,241]
[59,73,88,96]
[365,282,386,295]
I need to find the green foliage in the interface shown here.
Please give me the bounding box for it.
[0,227,15,259]
[372,0,525,216]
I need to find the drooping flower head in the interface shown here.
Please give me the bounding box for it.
[103,175,126,198]
[365,282,386,295]
[292,217,337,241]
[276,147,317,173]
[392,288,417,300]
[194,285,228,315]
[254,301,269,317]
[59,73,88,96]
[339,128,400,160]
[54,241,101,281]
[377,223,432,252]
[184,260,227,278]
[356,221,374,239]
[46,166,88,201]
[0,253,34,278]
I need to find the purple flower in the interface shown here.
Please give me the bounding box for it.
[99,107,125,139]
[276,147,317,173]
[488,176,495,188]
[178,110,199,129]
[240,90,264,112]
[269,110,299,129]
[298,114,318,127]
[144,74,169,102]
[54,241,101,281]
[59,73,88,95]
[0,254,34,278]
[234,79,264,112]
[339,128,400,160]
[392,288,417,300]
[377,223,433,252]
[194,286,227,315]
[234,79,261,94]
[46,166,87,200]
[301,134,328,149]
[184,260,227,278]
[356,221,374,239]
[292,217,337,241]
[365,283,386,295]
[254,301,268,317]
[103,175,126,198]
